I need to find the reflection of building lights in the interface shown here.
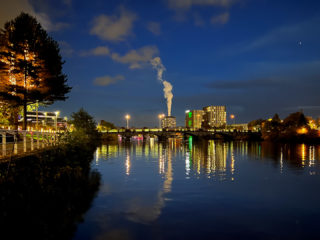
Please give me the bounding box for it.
[159,151,165,174]
[280,148,283,173]
[95,148,100,166]
[301,144,306,165]
[126,150,130,175]
[185,152,190,176]
[231,152,235,175]
[164,150,173,193]
[309,146,315,166]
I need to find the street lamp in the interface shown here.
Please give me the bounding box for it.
[36,100,39,131]
[64,116,68,130]
[55,111,60,131]
[230,114,235,125]
[125,114,131,129]
[158,114,165,128]
[44,112,48,127]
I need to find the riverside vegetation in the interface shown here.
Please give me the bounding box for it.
[249,112,320,143]
[0,109,101,240]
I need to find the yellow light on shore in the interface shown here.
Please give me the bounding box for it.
[297,127,308,134]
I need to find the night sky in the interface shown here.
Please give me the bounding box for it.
[1,0,320,127]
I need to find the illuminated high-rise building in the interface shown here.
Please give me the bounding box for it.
[161,116,176,128]
[203,106,226,128]
[185,110,204,129]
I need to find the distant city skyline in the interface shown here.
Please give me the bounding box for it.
[1,0,320,127]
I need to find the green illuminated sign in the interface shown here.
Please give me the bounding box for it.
[188,120,192,127]
[188,112,192,118]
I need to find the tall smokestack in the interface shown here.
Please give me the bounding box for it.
[151,57,173,116]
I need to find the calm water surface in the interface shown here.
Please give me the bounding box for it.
[73,139,320,240]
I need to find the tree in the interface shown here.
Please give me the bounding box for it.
[283,112,307,128]
[98,120,116,131]
[248,118,265,130]
[0,12,71,130]
[69,108,100,142]
[272,113,281,123]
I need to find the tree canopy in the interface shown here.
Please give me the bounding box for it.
[0,12,71,129]
[70,108,97,133]
[98,120,116,131]
[68,108,100,147]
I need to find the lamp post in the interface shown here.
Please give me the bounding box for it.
[36,100,39,131]
[230,114,235,126]
[64,116,68,130]
[158,114,165,128]
[125,114,130,129]
[44,112,47,128]
[55,111,60,131]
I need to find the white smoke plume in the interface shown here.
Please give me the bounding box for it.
[151,57,173,116]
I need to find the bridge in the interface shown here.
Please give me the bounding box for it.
[0,129,60,162]
[101,128,261,141]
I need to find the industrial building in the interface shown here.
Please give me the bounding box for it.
[161,116,176,128]
[185,106,227,129]
[203,106,227,128]
[185,110,204,129]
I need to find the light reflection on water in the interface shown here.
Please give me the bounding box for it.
[74,139,320,240]
[95,140,320,178]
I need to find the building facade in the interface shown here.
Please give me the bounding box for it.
[161,116,176,128]
[202,106,226,128]
[185,110,204,129]
[22,111,67,129]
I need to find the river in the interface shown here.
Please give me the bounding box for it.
[72,138,320,240]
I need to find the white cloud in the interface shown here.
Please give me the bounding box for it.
[111,45,159,69]
[167,0,237,10]
[0,0,34,28]
[80,45,159,69]
[90,8,137,42]
[94,75,125,86]
[193,12,205,26]
[0,0,69,32]
[62,0,72,7]
[80,46,110,56]
[167,0,236,26]
[59,41,74,57]
[147,21,161,35]
[211,12,229,25]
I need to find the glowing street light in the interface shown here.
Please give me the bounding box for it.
[158,114,165,128]
[55,111,60,131]
[230,114,235,125]
[125,114,131,129]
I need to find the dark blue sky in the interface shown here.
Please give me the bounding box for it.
[2,0,320,127]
